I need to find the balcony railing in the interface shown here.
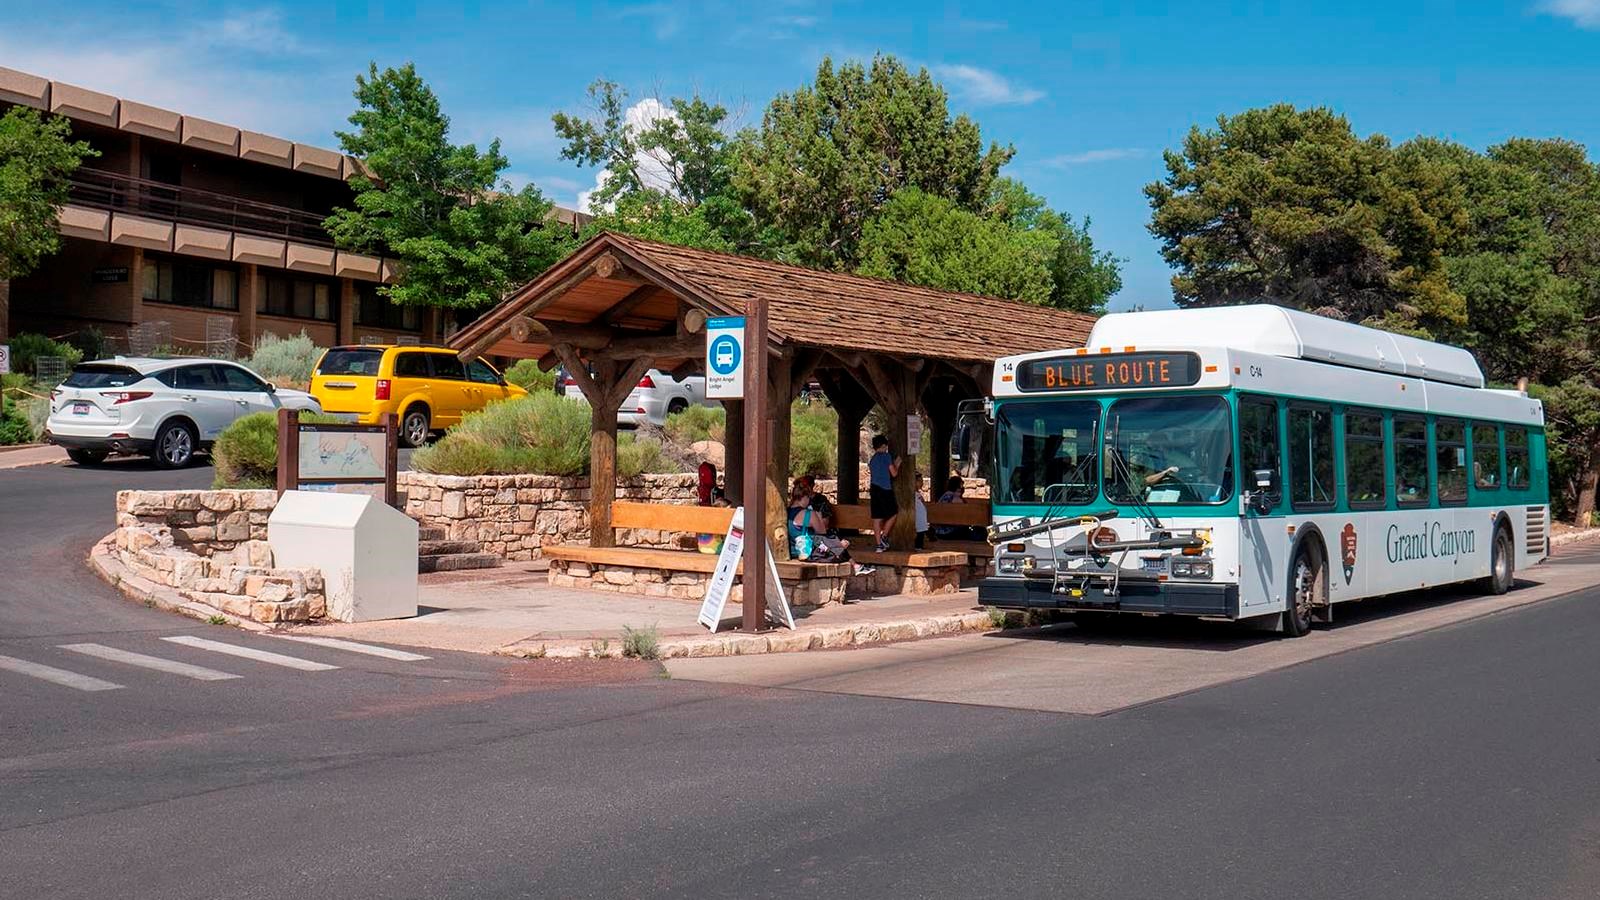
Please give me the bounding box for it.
[68,168,335,246]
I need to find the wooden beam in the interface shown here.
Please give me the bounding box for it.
[454,255,614,360]
[669,359,700,382]
[590,334,702,360]
[608,356,656,409]
[537,351,559,373]
[551,343,601,404]
[592,251,643,283]
[600,283,659,325]
[790,348,825,397]
[680,307,707,334]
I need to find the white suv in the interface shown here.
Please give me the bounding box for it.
[44,357,322,468]
[561,367,716,426]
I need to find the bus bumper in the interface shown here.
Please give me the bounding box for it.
[978,577,1240,619]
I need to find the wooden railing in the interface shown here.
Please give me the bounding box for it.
[68,168,335,246]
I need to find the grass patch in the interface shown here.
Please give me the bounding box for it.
[621,623,662,660]
[589,638,612,657]
[206,614,228,625]
[986,606,1009,629]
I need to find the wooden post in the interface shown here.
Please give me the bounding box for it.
[723,399,744,503]
[383,412,399,508]
[767,351,794,561]
[888,367,917,550]
[741,298,769,633]
[820,370,872,507]
[926,388,955,503]
[590,396,618,546]
[275,407,300,496]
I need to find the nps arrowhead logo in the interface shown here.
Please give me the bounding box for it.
[1340,523,1358,586]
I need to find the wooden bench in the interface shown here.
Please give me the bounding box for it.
[846,548,969,595]
[831,502,993,579]
[543,502,851,607]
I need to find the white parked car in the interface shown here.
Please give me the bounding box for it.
[561,367,716,426]
[44,357,323,468]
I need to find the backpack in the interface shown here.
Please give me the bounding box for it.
[790,509,815,561]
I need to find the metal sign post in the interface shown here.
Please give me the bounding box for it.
[740,298,769,633]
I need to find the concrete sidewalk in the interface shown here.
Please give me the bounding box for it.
[291,563,993,658]
[0,444,67,469]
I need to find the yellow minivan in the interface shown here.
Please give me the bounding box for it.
[310,345,527,447]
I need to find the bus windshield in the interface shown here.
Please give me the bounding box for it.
[996,400,1100,505]
[1105,396,1234,505]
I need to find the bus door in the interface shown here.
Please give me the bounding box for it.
[1237,395,1288,613]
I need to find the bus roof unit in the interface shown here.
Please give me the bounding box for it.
[1085,305,1485,389]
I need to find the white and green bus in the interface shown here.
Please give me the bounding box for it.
[978,305,1550,635]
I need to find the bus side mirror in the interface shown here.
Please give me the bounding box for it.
[1253,468,1276,490]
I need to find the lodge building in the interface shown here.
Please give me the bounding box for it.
[0,66,584,352]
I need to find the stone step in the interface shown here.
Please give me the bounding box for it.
[418,539,482,556]
[417,525,448,542]
[418,552,503,573]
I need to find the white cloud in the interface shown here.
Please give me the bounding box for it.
[1042,148,1146,166]
[931,64,1045,106]
[616,3,683,39]
[0,9,347,145]
[577,97,684,213]
[1537,0,1600,28]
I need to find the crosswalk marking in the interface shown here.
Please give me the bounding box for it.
[60,643,240,681]
[273,636,431,661]
[0,654,124,692]
[161,635,339,672]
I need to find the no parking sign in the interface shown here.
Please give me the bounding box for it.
[704,316,745,399]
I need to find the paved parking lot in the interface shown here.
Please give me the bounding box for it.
[668,541,1600,714]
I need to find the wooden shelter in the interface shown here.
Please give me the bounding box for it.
[449,232,1095,556]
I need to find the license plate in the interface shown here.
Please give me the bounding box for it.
[72,401,91,416]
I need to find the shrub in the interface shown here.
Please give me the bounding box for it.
[68,325,112,362]
[414,393,590,476]
[210,410,343,487]
[244,332,323,387]
[503,358,557,393]
[8,332,83,376]
[618,432,674,478]
[664,404,725,445]
[0,404,34,445]
[790,399,838,477]
[620,623,661,659]
[211,412,278,488]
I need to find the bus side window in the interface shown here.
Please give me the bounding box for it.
[1288,404,1336,509]
[1344,409,1386,508]
[1506,428,1530,490]
[1239,396,1281,505]
[1472,424,1501,490]
[1394,416,1430,506]
[1435,418,1468,505]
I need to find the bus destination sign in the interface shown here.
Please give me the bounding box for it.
[1017,351,1202,392]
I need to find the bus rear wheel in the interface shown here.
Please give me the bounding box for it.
[1283,545,1321,637]
[1483,526,1514,595]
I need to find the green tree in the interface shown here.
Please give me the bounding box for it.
[0,106,96,340]
[858,186,1122,313]
[733,55,1014,271]
[326,63,575,311]
[1144,104,1467,332]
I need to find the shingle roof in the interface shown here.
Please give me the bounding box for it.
[453,231,1098,365]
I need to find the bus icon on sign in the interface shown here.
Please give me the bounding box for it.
[710,335,740,375]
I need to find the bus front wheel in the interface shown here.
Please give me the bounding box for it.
[1283,545,1321,637]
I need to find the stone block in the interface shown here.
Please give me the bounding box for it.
[200,492,238,513]
[219,594,254,618]
[602,568,635,586]
[255,583,291,604]
[242,491,278,511]
[216,512,251,542]
[245,540,274,568]
[442,493,466,518]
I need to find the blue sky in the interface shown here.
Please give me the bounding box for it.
[5,1,1599,309]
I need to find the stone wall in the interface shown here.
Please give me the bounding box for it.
[397,472,703,561]
[113,490,326,624]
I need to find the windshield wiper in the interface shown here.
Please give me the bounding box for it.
[1104,428,1164,531]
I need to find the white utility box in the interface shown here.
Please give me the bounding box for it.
[267,491,419,622]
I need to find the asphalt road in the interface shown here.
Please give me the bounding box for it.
[3,457,1599,899]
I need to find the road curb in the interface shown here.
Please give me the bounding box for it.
[495,609,1004,660]
[86,534,271,633]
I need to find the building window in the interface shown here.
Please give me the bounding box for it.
[259,272,337,322]
[1344,408,1387,509]
[354,284,421,332]
[141,255,238,310]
